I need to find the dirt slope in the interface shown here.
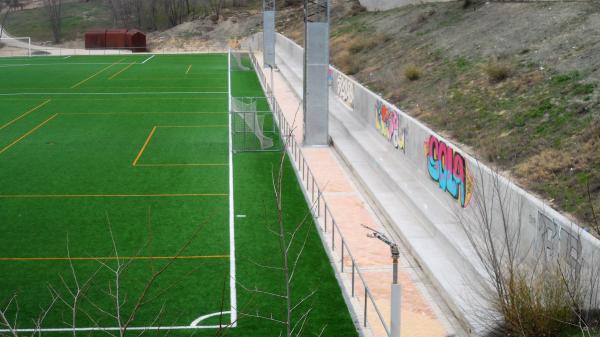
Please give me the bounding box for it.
[277,1,600,234]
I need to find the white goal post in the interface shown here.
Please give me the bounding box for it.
[0,36,31,57]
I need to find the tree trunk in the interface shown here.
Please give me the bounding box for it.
[43,0,62,44]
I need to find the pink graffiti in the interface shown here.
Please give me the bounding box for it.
[425,135,472,208]
[375,101,404,151]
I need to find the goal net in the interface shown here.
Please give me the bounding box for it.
[232,97,279,152]
[230,51,252,72]
[0,37,31,57]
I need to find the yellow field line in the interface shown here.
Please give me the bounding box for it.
[157,125,228,128]
[0,99,51,131]
[186,64,192,75]
[132,126,157,166]
[70,58,126,89]
[0,255,230,262]
[0,193,227,199]
[109,63,135,80]
[136,163,228,167]
[0,113,58,155]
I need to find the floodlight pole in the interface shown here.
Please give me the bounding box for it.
[363,224,401,337]
[303,0,330,146]
[263,0,276,68]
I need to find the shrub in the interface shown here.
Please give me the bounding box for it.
[350,3,367,16]
[484,60,513,83]
[404,64,421,81]
[335,51,360,75]
[347,34,387,54]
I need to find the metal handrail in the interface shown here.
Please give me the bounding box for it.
[248,50,391,337]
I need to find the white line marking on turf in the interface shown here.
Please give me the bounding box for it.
[227,48,238,328]
[0,326,224,333]
[63,56,72,59]
[141,55,156,64]
[0,92,227,96]
[190,311,232,327]
[0,63,141,68]
[0,312,235,333]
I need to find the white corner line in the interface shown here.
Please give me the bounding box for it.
[141,54,156,64]
[227,48,238,328]
[190,311,232,327]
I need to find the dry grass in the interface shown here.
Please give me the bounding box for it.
[483,60,513,83]
[404,64,422,81]
[493,267,576,337]
[347,33,388,54]
[335,50,360,75]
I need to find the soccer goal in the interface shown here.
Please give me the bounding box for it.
[231,96,281,152]
[0,37,31,57]
[230,51,253,72]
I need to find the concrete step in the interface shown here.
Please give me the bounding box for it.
[330,116,488,335]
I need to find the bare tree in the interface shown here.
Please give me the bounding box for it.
[0,215,225,336]
[234,115,325,337]
[208,0,223,21]
[457,165,600,336]
[42,0,62,43]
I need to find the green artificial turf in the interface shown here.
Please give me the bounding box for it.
[0,54,358,337]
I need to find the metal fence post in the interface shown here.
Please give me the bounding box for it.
[364,289,368,327]
[341,241,345,272]
[351,262,355,297]
[332,223,335,251]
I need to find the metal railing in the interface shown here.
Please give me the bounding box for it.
[248,50,392,337]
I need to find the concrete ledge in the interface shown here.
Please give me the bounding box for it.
[272,40,488,333]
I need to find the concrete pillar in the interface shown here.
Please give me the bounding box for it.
[303,0,330,146]
[263,0,275,68]
[391,283,402,337]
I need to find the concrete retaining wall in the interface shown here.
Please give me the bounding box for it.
[245,31,600,334]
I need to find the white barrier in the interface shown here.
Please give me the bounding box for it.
[249,31,600,333]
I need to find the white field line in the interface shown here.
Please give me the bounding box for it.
[0,325,223,333]
[227,48,238,327]
[0,91,227,96]
[141,54,156,64]
[63,56,72,59]
[0,63,142,68]
[0,311,234,333]
[190,311,232,327]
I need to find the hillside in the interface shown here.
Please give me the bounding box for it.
[276,0,600,235]
[1,0,113,43]
[1,0,262,49]
[1,0,598,234]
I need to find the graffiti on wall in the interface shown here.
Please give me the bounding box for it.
[333,71,355,108]
[375,100,407,152]
[538,212,582,278]
[424,135,473,208]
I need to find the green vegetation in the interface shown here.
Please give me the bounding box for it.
[0,54,357,337]
[3,1,113,43]
[403,64,421,81]
[322,1,600,236]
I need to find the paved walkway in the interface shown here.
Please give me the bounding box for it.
[254,53,458,337]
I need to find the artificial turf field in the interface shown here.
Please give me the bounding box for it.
[0,54,358,337]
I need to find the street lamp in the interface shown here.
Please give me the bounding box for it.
[363,224,401,337]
